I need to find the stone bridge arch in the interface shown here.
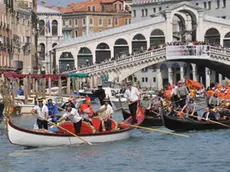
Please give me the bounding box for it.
[204,28,220,44]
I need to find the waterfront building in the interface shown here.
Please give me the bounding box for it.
[37,5,63,74]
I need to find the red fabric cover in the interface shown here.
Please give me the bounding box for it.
[92,118,117,132]
[59,121,95,134]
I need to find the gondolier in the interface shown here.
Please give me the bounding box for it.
[57,102,82,134]
[177,81,189,108]
[124,81,140,124]
[31,98,49,130]
[93,84,106,105]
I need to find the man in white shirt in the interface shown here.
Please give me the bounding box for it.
[58,103,83,134]
[31,98,48,129]
[124,81,140,124]
[96,98,114,131]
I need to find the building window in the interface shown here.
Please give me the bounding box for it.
[195,3,199,6]
[142,77,144,82]
[145,77,148,82]
[88,6,91,11]
[222,16,226,19]
[119,4,122,10]
[75,31,78,37]
[115,18,118,25]
[108,18,112,26]
[83,18,86,25]
[133,10,136,17]
[204,2,207,9]
[75,19,78,25]
[129,19,131,24]
[39,43,45,60]
[223,0,226,8]
[153,77,156,82]
[125,19,128,25]
[145,9,148,16]
[208,1,211,9]
[39,20,45,36]
[69,19,72,26]
[217,0,220,8]
[52,20,58,36]
[153,8,156,13]
[141,9,144,17]
[99,18,103,26]
[90,18,93,25]
[63,19,65,25]
[159,7,162,11]
[92,6,96,11]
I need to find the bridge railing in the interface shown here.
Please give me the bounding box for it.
[78,48,166,73]
[209,46,230,57]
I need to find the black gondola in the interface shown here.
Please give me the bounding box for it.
[162,110,230,131]
[122,109,163,126]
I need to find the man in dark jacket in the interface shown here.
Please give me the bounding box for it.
[93,84,106,105]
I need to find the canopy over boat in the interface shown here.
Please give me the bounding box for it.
[7,104,144,147]
[66,73,89,78]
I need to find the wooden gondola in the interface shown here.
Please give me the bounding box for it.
[162,109,230,131]
[7,104,144,147]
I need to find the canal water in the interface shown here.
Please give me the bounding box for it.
[0,101,230,172]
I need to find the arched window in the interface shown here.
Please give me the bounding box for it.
[39,43,45,60]
[52,20,58,36]
[39,20,45,36]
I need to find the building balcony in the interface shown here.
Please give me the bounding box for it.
[17,1,33,10]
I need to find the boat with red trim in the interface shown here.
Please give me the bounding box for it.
[7,104,144,147]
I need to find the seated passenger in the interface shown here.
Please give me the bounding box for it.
[80,97,94,125]
[95,98,114,132]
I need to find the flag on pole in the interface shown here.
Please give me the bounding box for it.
[45,20,50,33]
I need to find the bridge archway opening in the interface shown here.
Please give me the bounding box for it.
[171,8,198,42]
[150,29,165,48]
[197,65,206,87]
[96,43,111,63]
[184,63,193,79]
[172,13,186,42]
[171,63,181,84]
[132,34,147,53]
[59,52,75,73]
[160,64,168,89]
[204,28,220,44]
[77,47,93,67]
[224,32,230,47]
[114,38,129,58]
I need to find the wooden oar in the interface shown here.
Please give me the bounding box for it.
[119,122,189,138]
[31,112,92,145]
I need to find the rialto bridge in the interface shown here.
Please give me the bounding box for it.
[55,2,230,89]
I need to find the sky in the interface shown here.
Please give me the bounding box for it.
[38,0,84,7]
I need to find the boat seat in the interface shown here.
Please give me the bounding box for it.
[59,121,96,134]
[92,117,118,132]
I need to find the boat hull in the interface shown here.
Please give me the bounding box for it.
[8,121,133,147]
[162,111,230,131]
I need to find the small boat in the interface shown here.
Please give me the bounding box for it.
[7,104,144,147]
[162,109,230,131]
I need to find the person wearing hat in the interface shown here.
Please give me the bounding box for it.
[96,98,114,132]
[61,98,76,109]
[57,102,83,134]
[31,98,49,129]
[46,98,58,122]
[80,96,94,125]
[124,81,140,124]
[93,84,106,105]
[177,80,189,108]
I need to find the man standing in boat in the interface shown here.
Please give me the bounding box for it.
[46,98,58,122]
[177,81,189,108]
[208,92,220,109]
[93,84,106,105]
[57,103,83,134]
[124,81,140,124]
[31,98,49,130]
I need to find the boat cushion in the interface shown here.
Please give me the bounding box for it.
[59,121,96,134]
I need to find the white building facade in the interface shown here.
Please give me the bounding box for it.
[37,5,63,74]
